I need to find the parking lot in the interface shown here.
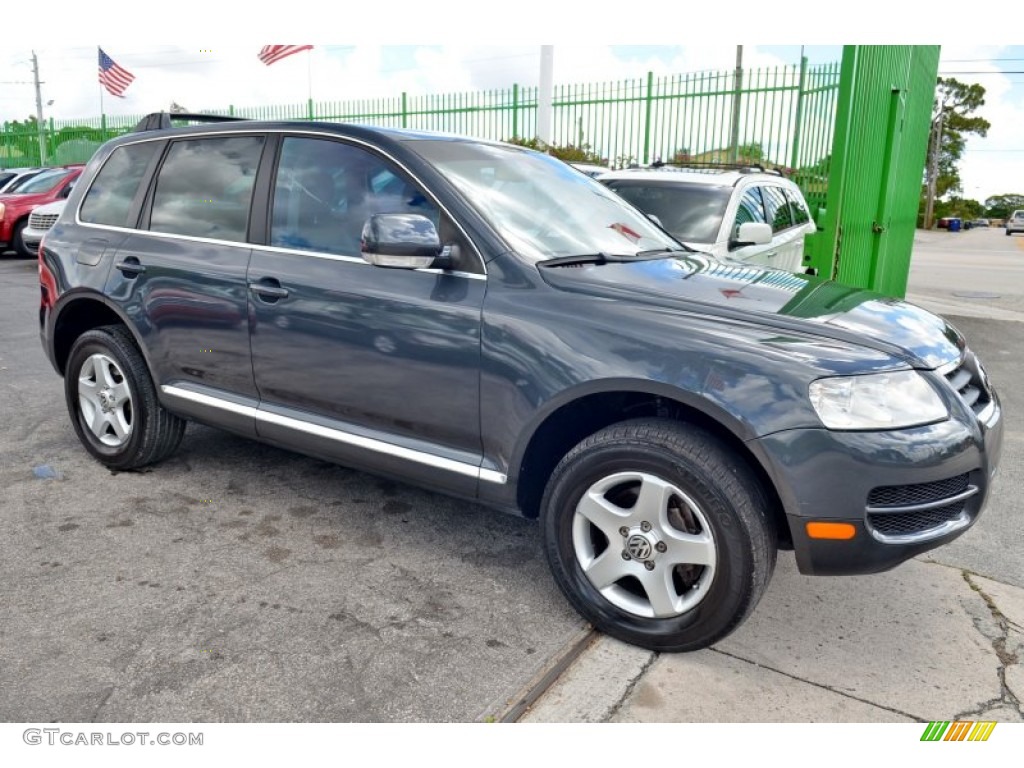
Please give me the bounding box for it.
[1,226,1021,722]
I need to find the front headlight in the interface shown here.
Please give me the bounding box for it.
[809,370,947,430]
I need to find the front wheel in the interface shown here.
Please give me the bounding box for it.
[12,220,31,258]
[541,419,776,652]
[65,325,186,470]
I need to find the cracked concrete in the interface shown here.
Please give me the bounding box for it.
[964,573,1024,720]
[522,556,1024,723]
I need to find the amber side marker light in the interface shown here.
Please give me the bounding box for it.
[806,522,857,540]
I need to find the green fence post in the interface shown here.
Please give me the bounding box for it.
[101,112,107,140]
[308,98,314,121]
[790,55,808,170]
[48,117,55,164]
[643,71,654,165]
[402,92,408,128]
[229,104,235,117]
[512,83,519,140]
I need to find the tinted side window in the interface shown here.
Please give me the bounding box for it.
[733,186,767,232]
[271,137,440,258]
[786,189,811,226]
[762,186,794,232]
[80,142,160,227]
[149,136,265,242]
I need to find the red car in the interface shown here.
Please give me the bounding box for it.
[0,165,83,257]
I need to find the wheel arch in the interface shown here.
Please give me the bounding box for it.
[52,293,152,378]
[508,380,791,547]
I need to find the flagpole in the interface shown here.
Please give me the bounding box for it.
[307,47,313,120]
[97,47,105,134]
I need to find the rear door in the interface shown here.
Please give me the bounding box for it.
[760,184,804,272]
[102,133,268,435]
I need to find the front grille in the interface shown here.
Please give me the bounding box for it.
[944,355,991,416]
[28,213,59,231]
[866,473,974,539]
[868,501,966,537]
[867,473,970,507]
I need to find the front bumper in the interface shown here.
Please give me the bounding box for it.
[754,385,1003,576]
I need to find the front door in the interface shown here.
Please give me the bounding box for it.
[247,135,486,494]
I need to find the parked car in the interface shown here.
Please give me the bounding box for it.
[1005,210,1024,236]
[0,166,82,257]
[974,218,990,228]
[597,166,818,273]
[569,163,612,178]
[39,114,1003,652]
[0,167,44,194]
[21,199,66,256]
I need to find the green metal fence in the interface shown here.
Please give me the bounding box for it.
[2,61,840,213]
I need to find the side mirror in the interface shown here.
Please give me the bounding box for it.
[360,214,451,270]
[61,184,74,199]
[730,221,772,249]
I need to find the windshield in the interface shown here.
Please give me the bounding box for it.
[17,169,72,195]
[3,171,42,192]
[410,141,681,261]
[604,180,731,243]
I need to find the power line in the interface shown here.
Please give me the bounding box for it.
[938,70,1024,75]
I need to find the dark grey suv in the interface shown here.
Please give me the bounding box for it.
[39,115,1004,651]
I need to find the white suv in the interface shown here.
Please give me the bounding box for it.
[1005,210,1024,236]
[598,166,817,273]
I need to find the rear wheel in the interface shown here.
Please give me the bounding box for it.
[65,325,186,470]
[541,418,776,652]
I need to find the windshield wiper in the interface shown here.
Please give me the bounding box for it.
[634,245,694,256]
[540,251,671,267]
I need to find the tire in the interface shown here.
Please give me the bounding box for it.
[65,325,186,470]
[12,220,31,258]
[541,418,776,652]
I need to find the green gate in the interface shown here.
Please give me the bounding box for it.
[807,45,940,297]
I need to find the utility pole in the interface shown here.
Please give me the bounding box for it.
[729,46,743,163]
[537,45,554,146]
[923,99,946,230]
[31,50,48,166]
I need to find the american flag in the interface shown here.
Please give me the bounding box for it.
[258,45,313,66]
[98,48,135,97]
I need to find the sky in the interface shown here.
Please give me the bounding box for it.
[3,2,1023,204]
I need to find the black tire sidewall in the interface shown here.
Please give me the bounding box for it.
[543,437,762,652]
[65,332,149,467]
[13,220,30,258]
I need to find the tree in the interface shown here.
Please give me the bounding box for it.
[503,136,604,165]
[922,78,990,229]
[1,115,43,166]
[984,194,1024,220]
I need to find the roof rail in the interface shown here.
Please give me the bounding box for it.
[132,112,245,133]
[649,160,786,176]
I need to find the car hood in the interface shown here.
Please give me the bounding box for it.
[0,190,56,208]
[538,254,964,369]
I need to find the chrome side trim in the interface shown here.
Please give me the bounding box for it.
[479,468,509,485]
[162,385,258,418]
[865,485,979,514]
[161,384,505,484]
[867,513,971,545]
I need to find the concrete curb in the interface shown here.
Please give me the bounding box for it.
[520,557,1024,723]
